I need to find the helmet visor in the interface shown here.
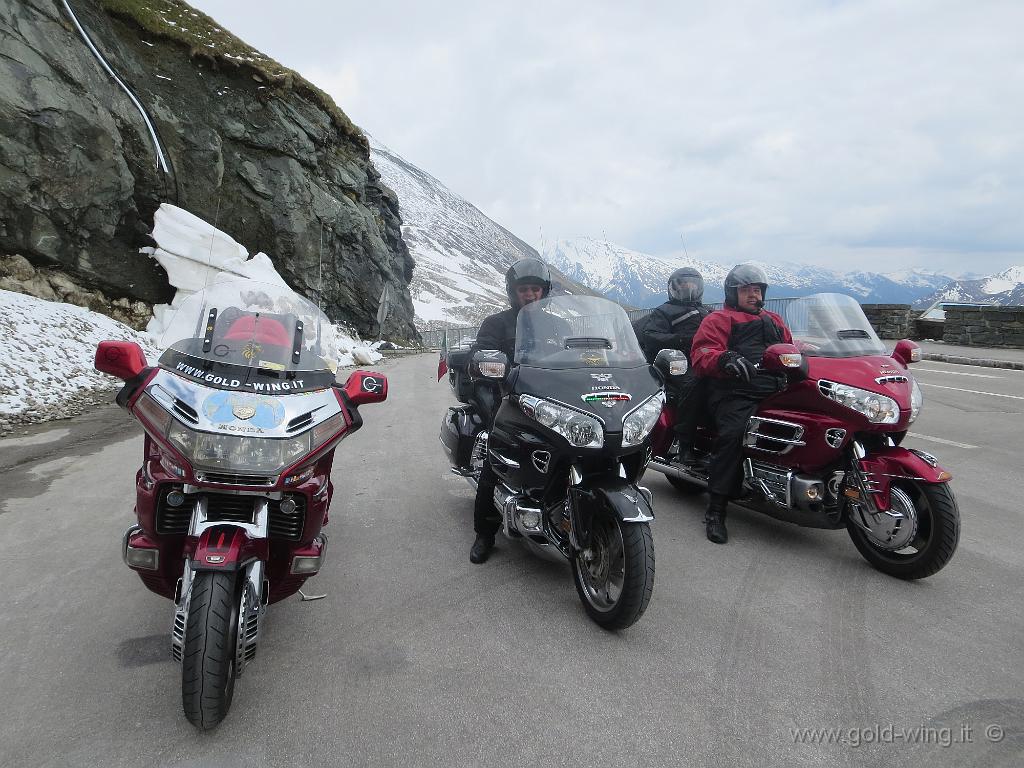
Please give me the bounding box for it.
[669,275,703,302]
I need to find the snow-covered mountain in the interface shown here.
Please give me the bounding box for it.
[368,137,590,329]
[545,237,955,307]
[916,266,1024,307]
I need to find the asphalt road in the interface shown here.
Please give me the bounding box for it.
[0,354,1021,768]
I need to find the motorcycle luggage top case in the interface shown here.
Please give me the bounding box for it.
[440,406,483,469]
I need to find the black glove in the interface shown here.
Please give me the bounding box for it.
[719,351,756,383]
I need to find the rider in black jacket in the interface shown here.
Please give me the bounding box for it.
[469,258,552,564]
[641,268,711,463]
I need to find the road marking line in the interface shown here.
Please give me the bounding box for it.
[906,432,978,449]
[922,359,1024,372]
[913,367,1002,379]
[919,383,1024,400]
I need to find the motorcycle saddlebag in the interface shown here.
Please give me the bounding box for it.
[440,405,483,469]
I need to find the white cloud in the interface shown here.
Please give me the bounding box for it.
[187,0,1024,274]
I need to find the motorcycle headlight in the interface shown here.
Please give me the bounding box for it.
[166,419,313,473]
[819,380,900,424]
[909,377,923,423]
[621,391,666,447]
[519,395,604,448]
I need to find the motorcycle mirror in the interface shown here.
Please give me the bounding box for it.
[654,349,688,377]
[892,339,921,366]
[471,350,508,380]
[762,343,807,376]
[342,370,388,406]
[95,340,147,381]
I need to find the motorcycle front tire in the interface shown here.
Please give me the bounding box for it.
[846,481,960,580]
[572,505,655,631]
[181,570,239,729]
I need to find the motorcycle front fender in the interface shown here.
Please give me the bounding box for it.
[570,478,655,526]
[190,525,268,572]
[857,446,952,512]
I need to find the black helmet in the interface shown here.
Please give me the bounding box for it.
[724,263,768,311]
[505,257,551,307]
[667,267,704,303]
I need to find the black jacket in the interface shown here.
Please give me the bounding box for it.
[642,300,711,361]
[474,307,519,360]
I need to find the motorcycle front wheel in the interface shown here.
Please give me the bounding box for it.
[846,481,960,580]
[181,570,240,729]
[572,506,655,630]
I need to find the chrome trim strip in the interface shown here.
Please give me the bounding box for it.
[488,449,520,469]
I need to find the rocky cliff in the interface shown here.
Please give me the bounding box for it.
[0,0,418,340]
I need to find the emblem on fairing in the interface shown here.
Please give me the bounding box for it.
[590,373,613,382]
[232,404,257,420]
[582,392,632,409]
[204,391,286,428]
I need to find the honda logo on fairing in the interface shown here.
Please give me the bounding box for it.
[590,373,613,382]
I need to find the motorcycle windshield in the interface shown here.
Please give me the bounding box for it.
[782,293,887,358]
[156,279,338,391]
[515,295,647,369]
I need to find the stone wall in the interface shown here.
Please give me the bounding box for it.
[0,254,151,329]
[860,304,913,340]
[944,307,1024,348]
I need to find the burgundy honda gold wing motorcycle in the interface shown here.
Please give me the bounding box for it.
[441,295,668,629]
[647,292,959,579]
[94,279,388,729]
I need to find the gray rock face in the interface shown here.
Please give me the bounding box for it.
[0,0,418,341]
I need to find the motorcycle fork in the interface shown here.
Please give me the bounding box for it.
[566,464,592,551]
[842,443,888,529]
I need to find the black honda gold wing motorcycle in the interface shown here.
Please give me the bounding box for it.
[441,295,669,629]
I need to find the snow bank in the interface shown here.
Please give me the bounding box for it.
[0,289,160,420]
[145,204,382,369]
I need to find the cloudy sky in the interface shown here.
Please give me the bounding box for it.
[188,0,1022,276]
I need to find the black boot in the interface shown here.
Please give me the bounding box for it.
[705,495,729,544]
[469,534,495,564]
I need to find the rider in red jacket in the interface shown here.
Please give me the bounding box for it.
[690,264,793,544]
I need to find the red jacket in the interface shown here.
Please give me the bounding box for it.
[691,307,793,378]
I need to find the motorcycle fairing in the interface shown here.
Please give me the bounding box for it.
[513,364,660,435]
[749,406,854,471]
[855,446,952,512]
[145,369,343,438]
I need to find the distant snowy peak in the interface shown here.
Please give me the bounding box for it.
[545,237,956,307]
[980,265,1024,295]
[917,265,1024,307]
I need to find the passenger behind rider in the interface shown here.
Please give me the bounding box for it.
[640,267,711,464]
[468,258,552,564]
[690,264,793,544]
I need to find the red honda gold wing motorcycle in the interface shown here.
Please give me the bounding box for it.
[95,280,387,729]
[647,293,959,579]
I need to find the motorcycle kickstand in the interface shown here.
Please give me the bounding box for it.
[298,589,327,602]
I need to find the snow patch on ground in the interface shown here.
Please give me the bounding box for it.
[0,290,161,429]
